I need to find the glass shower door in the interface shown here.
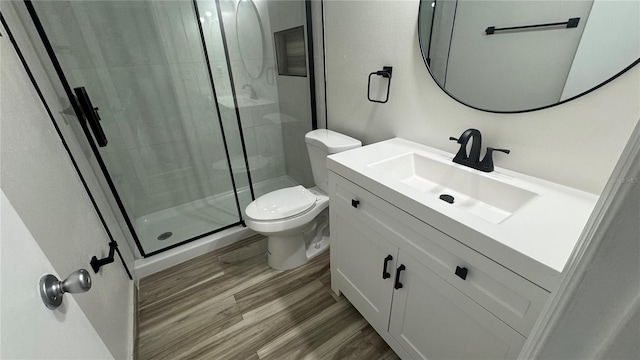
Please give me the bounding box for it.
[27,0,245,256]
[196,0,319,214]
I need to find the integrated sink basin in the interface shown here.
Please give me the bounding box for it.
[327,137,599,284]
[368,152,539,224]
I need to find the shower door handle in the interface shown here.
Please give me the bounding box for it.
[74,87,108,147]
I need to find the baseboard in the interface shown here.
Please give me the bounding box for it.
[134,226,253,279]
[131,282,139,360]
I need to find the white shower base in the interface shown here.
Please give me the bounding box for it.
[134,175,297,279]
[135,192,239,255]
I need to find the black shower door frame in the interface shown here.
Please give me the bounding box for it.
[23,0,249,258]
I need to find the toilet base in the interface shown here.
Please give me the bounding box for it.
[266,209,330,270]
[267,234,330,270]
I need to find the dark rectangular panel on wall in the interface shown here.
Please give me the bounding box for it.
[275,26,307,77]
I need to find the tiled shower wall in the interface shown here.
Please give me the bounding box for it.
[36,0,317,222]
[267,0,315,188]
[214,0,288,188]
[37,0,238,219]
[214,0,315,189]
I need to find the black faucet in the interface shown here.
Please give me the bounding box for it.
[450,129,483,165]
[449,129,510,172]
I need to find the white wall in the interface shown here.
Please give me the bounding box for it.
[0,17,134,358]
[561,0,640,100]
[1,193,114,360]
[324,0,640,195]
[535,125,640,359]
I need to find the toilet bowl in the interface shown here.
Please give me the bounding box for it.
[245,186,330,270]
[244,129,361,270]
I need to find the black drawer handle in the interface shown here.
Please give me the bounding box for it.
[394,264,406,289]
[352,199,360,208]
[455,266,468,280]
[382,255,393,279]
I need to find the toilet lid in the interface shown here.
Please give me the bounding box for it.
[245,185,317,221]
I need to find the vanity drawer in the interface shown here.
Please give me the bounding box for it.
[329,173,549,336]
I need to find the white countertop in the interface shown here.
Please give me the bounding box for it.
[328,138,599,290]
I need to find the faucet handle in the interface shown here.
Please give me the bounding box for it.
[479,147,510,172]
[450,136,467,163]
[487,147,511,155]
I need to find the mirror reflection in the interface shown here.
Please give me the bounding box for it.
[419,0,640,112]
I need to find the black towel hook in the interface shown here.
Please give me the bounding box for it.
[90,241,118,273]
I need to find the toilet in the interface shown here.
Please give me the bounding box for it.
[245,129,362,270]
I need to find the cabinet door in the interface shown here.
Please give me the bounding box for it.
[331,203,398,332]
[389,252,525,360]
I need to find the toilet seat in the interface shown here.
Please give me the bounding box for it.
[245,185,317,221]
[245,187,329,235]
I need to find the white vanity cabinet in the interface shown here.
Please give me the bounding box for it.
[388,252,525,359]
[330,204,398,332]
[329,172,549,360]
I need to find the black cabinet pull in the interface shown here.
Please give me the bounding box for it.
[351,199,360,208]
[455,266,468,280]
[394,264,406,289]
[74,87,108,147]
[382,255,393,279]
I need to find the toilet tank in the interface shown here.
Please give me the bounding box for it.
[305,129,362,193]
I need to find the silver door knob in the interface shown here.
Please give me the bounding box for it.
[40,269,92,309]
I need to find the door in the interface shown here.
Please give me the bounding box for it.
[1,193,114,359]
[331,202,398,332]
[0,20,134,357]
[23,0,246,256]
[389,252,525,360]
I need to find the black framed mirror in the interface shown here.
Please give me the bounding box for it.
[418,0,640,113]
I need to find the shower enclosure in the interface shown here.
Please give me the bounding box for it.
[20,0,319,257]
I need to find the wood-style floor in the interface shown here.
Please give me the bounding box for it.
[137,234,400,360]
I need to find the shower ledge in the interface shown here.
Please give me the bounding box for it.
[217,95,276,109]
